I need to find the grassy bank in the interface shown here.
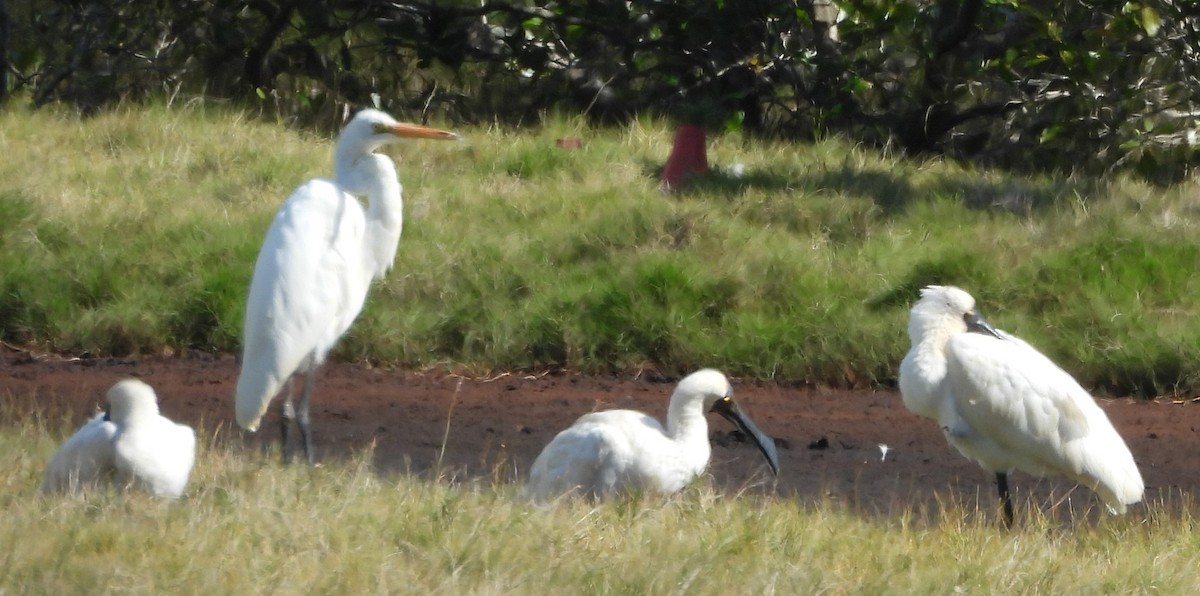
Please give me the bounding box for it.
[3,419,1198,593]
[1,105,1198,394]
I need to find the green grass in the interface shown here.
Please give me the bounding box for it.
[4,417,1199,593]
[2,104,1200,394]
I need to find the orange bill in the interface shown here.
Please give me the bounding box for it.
[387,122,461,141]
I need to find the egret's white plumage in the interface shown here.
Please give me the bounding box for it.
[234,109,459,462]
[42,379,196,498]
[525,369,780,503]
[899,285,1143,524]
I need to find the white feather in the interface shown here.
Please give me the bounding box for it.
[234,110,459,443]
[525,369,779,503]
[108,380,197,498]
[43,379,195,499]
[899,285,1143,514]
[41,413,118,494]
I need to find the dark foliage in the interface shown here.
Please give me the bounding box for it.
[3,0,1197,179]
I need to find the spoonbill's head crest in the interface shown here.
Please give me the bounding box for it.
[914,285,1002,339]
[104,379,160,423]
[677,369,782,477]
[674,368,734,409]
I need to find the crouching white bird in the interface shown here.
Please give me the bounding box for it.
[42,379,196,498]
[525,369,780,503]
[41,412,117,495]
[898,285,1144,526]
[234,109,460,463]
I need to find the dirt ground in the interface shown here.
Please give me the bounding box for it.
[4,345,1197,522]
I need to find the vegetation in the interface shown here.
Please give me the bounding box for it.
[2,415,1197,593]
[5,5,1198,587]
[3,1,1197,179]
[1,105,1198,395]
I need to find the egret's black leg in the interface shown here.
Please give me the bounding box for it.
[298,366,318,464]
[996,472,1014,529]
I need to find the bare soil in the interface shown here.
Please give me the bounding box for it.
[4,346,1196,521]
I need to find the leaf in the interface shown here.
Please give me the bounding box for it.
[794,8,813,26]
[1046,20,1062,41]
[724,111,745,133]
[1039,125,1064,144]
[1139,6,1161,36]
[842,76,870,94]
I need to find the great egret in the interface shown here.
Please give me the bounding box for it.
[525,369,780,503]
[43,379,196,498]
[234,109,459,462]
[898,285,1144,526]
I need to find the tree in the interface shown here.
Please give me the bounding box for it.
[3,0,1196,179]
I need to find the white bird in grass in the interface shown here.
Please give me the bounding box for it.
[234,109,460,462]
[899,285,1144,526]
[43,379,196,498]
[525,369,780,503]
[41,412,116,495]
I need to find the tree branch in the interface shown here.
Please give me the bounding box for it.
[932,0,983,57]
[244,0,299,92]
[393,1,626,37]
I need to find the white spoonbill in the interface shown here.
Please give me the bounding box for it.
[234,109,460,462]
[43,379,196,498]
[525,369,780,503]
[898,285,1144,526]
[109,379,197,498]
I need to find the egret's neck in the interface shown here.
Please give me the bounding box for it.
[335,151,404,278]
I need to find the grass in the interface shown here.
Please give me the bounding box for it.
[4,104,1199,592]
[2,104,1200,394]
[4,415,1199,593]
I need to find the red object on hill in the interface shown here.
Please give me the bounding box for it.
[660,125,709,192]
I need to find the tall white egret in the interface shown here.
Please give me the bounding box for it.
[525,369,780,503]
[898,285,1144,526]
[42,379,196,498]
[234,109,460,462]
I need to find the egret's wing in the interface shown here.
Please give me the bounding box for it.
[42,414,118,494]
[235,180,367,430]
